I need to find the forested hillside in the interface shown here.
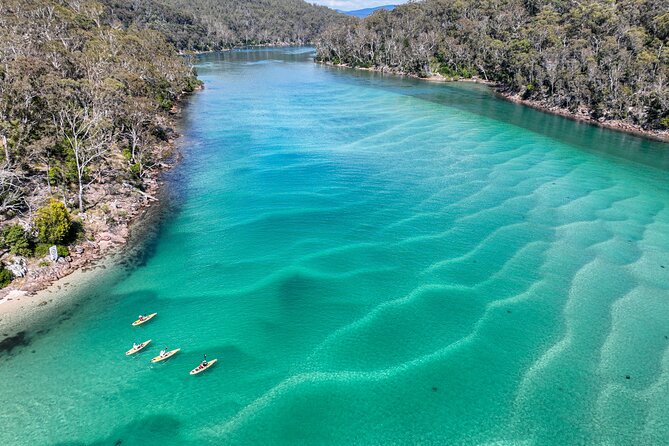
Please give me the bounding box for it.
[316,0,669,130]
[156,0,351,48]
[0,0,199,284]
[101,0,212,52]
[101,0,350,51]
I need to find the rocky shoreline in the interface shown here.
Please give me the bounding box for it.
[0,91,198,309]
[0,166,168,308]
[320,62,669,143]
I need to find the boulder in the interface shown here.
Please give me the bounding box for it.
[7,258,27,278]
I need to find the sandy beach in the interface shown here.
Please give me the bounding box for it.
[0,257,113,338]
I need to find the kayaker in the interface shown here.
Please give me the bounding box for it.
[133,342,139,349]
[201,354,208,368]
[138,314,144,321]
[160,348,167,357]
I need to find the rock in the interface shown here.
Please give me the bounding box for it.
[74,245,84,254]
[65,256,72,262]
[98,240,113,251]
[7,258,27,278]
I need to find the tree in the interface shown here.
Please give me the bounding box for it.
[56,101,111,213]
[1,224,32,256]
[34,199,72,245]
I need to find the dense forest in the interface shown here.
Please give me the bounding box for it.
[155,0,351,49]
[103,0,351,51]
[316,0,669,130]
[0,0,199,283]
[101,0,212,52]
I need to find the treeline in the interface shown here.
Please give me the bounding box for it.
[0,0,199,280]
[316,0,669,129]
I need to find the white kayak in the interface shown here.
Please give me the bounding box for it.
[150,348,180,363]
[125,340,151,356]
[190,359,217,375]
[132,312,157,326]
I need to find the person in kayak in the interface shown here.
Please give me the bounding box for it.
[133,342,139,349]
[160,348,167,357]
[138,314,145,321]
[200,354,208,368]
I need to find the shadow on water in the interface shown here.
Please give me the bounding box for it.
[0,331,30,359]
[49,414,183,446]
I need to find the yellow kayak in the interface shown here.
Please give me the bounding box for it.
[150,348,180,363]
[132,312,157,326]
[190,359,217,375]
[125,340,151,356]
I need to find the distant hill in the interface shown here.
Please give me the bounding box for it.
[340,5,395,18]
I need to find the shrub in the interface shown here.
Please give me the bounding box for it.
[2,224,33,257]
[660,116,669,129]
[35,199,72,245]
[0,266,13,288]
[34,243,69,259]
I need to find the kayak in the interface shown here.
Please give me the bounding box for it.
[132,312,157,326]
[190,359,217,375]
[125,339,151,356]
[150,348,180,363]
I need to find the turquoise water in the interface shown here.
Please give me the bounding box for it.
[1,48,669,445]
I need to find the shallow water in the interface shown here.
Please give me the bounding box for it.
[1,48,669,445]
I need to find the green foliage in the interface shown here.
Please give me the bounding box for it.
[438,64,475,79]
[0,266,13,288]
[130,163,142,177]
[34,243,50,258]
[1,224,33,257]
[34,243,69,258]
[183,77,203,93]
[660,117,669,129]
[48,167,62,185]
[57,245,70,257]
[34,200,72,245]
[157,95,174,111]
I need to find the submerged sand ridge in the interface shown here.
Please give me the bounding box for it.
[0,48,668,445]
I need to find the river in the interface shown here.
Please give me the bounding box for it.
[1,47,668,445]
